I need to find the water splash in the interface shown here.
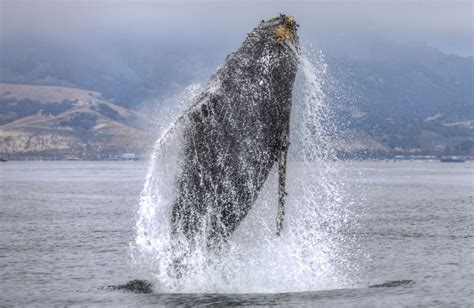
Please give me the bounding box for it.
[131,46,361,293]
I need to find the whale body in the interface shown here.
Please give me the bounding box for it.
[171,15,299,249]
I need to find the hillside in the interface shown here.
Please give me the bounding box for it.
[326,41,474,157]
[0,83,154,159]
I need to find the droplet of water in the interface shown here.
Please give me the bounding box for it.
[130,45,362,293]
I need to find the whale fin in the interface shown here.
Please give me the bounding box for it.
[276,116,290,236]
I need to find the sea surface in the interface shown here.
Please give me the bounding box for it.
[0,161,472,306]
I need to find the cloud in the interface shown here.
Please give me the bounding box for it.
[0,0,472,57]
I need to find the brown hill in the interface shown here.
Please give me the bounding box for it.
[0,83,154,159]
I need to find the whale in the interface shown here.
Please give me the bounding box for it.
[171,15,299,250]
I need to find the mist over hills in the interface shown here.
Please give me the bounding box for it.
[0,38,473,159]
[326,40,473,157]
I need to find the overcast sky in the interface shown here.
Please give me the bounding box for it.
[1,0,473,56]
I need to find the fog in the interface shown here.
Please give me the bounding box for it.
[2,0,472,56]
[0,0,472,105]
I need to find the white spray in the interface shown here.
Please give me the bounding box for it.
[131,46,361,293]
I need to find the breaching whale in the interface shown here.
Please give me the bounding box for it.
[172,15,299,249]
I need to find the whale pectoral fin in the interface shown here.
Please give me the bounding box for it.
[276,131,290,236]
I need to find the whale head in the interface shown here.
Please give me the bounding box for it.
[218,15,300,107]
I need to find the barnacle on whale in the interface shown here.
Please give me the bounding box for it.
[274,16,297,44]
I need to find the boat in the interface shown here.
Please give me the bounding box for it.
[440,156,465,163]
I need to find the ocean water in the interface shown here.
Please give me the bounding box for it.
[0,161,472,306]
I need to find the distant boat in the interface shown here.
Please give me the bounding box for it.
[117,153,140,161]
[440,156,465,163]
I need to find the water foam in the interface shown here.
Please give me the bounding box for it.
[131,46,361,293]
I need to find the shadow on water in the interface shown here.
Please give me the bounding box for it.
[369,280,414,288]
[107,279,415,306]
[108,280,154,294]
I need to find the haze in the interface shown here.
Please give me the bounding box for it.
[1,0,472,56]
